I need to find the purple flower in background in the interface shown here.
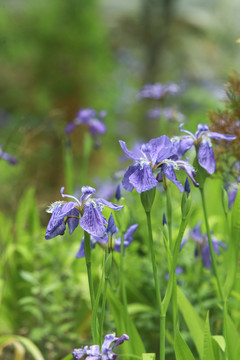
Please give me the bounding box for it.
[72,333,129,360]
[65,108,107,137]
[119,136,198,193]
[165,266,184,281]
[175,123,236,174]
[181,222,227,269]
[76,213,138,257]
[45,186,123,240]
[0,144,17,165]
[138,82,180,100]
[226,182,239,209]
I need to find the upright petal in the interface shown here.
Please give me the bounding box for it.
[80,186,96,203]
[119,140,141,161]
[128,163,158,193]
[101,333,116,354]
[124,224,138,241]
[80,203,107,237]
[201,245,211,269]
[107,213,118,235]
[147,135,175,164]
[198,141,215,174]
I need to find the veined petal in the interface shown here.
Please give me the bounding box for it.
[122,165,137,192]
[57,202,78,218]
[128,163,158,193]
[172,137,194,157]
[208,131,236,141]
[147,135,175,164]
[67,208,80,234]
[162,164,184,192]
[198,141,215,174]
[119,140,141,160]
[45,206,66,240]
[80,203,107,237]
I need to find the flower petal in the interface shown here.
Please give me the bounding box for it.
[107,213,118,235]
[198,141,215,174]
[97,198,124,211]
[208,131,236,141]
[122,165,137,192]
[67,208,80,234]
[119,140,141,160]
[124,224,138,241]
[45,206,67,240]
[162,164,183,192]
[102,333,116,354]
[128,163,158,193]
[80,203,107,237]
[89,119,107,135]
[147,135,175,164]
[80,186,96,203]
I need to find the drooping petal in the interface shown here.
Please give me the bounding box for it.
[172,137,194,157]
[80,202,107,237]
[176,160,199,187]
[147,135,175,164]
[111,334,130,350]
[45,206,67,240]
[198,140,216,174]
[119,140,141,161]
[89,119,107,135]
[161,164,184,192]
[122,165,137,192]
[67,208,80,234]
[208,131,236,141]
[75,236,97,258]
[128,163,158,193]
[96,198,124,211]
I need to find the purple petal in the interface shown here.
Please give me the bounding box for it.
[162,164,183,192]
[172,137,194,158]
[189,222,203,244]
[147,135,175,164]
[58,202,78,218]
[65,122,77,134]
[75,237,97,258]
[97,198,123,211]
[122,165,137,192]
[179,123,195,139]
[111,334,129,350]
[128,163,158,193]
[76,108,96,124]
[80,186,96,203]
[119,140,141,161]
[124,224,138,241]
[195,123,209,139]
[67,208,80,234]
[89,119,107,135]
[180,237,188,250]
[208,132,236,141]
[201,245,211,269]
[45,206,67,240]
[80,203,107,237]
[102,334,116,354]
[198,141,215,174]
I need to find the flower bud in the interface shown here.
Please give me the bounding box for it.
[181,179,192,219]
[140,187,156,213]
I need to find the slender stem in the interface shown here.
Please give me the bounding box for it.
[223,300,228,360]
[199,188,224,300]
[84,231,97,343]
[145,211,165,360]
[166,187,172,249]
[120,235,129,332]
[99,255,108,346]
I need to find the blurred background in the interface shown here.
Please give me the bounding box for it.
[0,0,240,358]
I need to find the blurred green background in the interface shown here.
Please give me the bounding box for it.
[0,0,240,359]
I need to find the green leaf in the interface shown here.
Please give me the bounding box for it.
[174,328,195,360]
[212,336,225,352]
[61,354,73,360]
[225,314,240,360]
[107,287,146,356]
[142,354,156,360]
[177,287,204,358]
[16,336,44,360]
[224,188,240,297]
[203,312,215,360]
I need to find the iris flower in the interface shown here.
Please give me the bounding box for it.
[45,186,123,240]
[76,213,138,257]
[0,144,17,165]
[181,222,227,269]
[138,82,180,100]
[174,123,236,174]
[72,333,129,360]
[65,108,107,136]
[119,135,198,193]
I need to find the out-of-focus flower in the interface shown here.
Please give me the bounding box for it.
[45,186,123,240]
[76,213,138,257]
[165,266,184,281]
[65,108,107,137]
[226,182,239,209]
[146,107,185,122]
[181,222,227,269]
[138,82,180,100]
[72,333,129,360]
[174,123,236,174]
[119,136,198,193]
[0,144,17,165]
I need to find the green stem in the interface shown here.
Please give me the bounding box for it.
[199,188,224,300]
[120,235,129,332]
[223,300,229,360]
[145,211,165,360]
[166,187,172,249]
[84,231,97,343]
[99,259,108,346]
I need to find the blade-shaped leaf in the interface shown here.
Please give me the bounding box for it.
[174,328,195,360]
[203,312,215,360]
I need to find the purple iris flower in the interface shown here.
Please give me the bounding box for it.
[181,222,227,269]
[76,213,138,257]
[0,144,17,165]
[119,136,198,193]
[226,183,239,209]
[45,186,123,240]
[138,82,180,100]
[174,123,236,174]
[72,333,129,360]
[65,108,107,137]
